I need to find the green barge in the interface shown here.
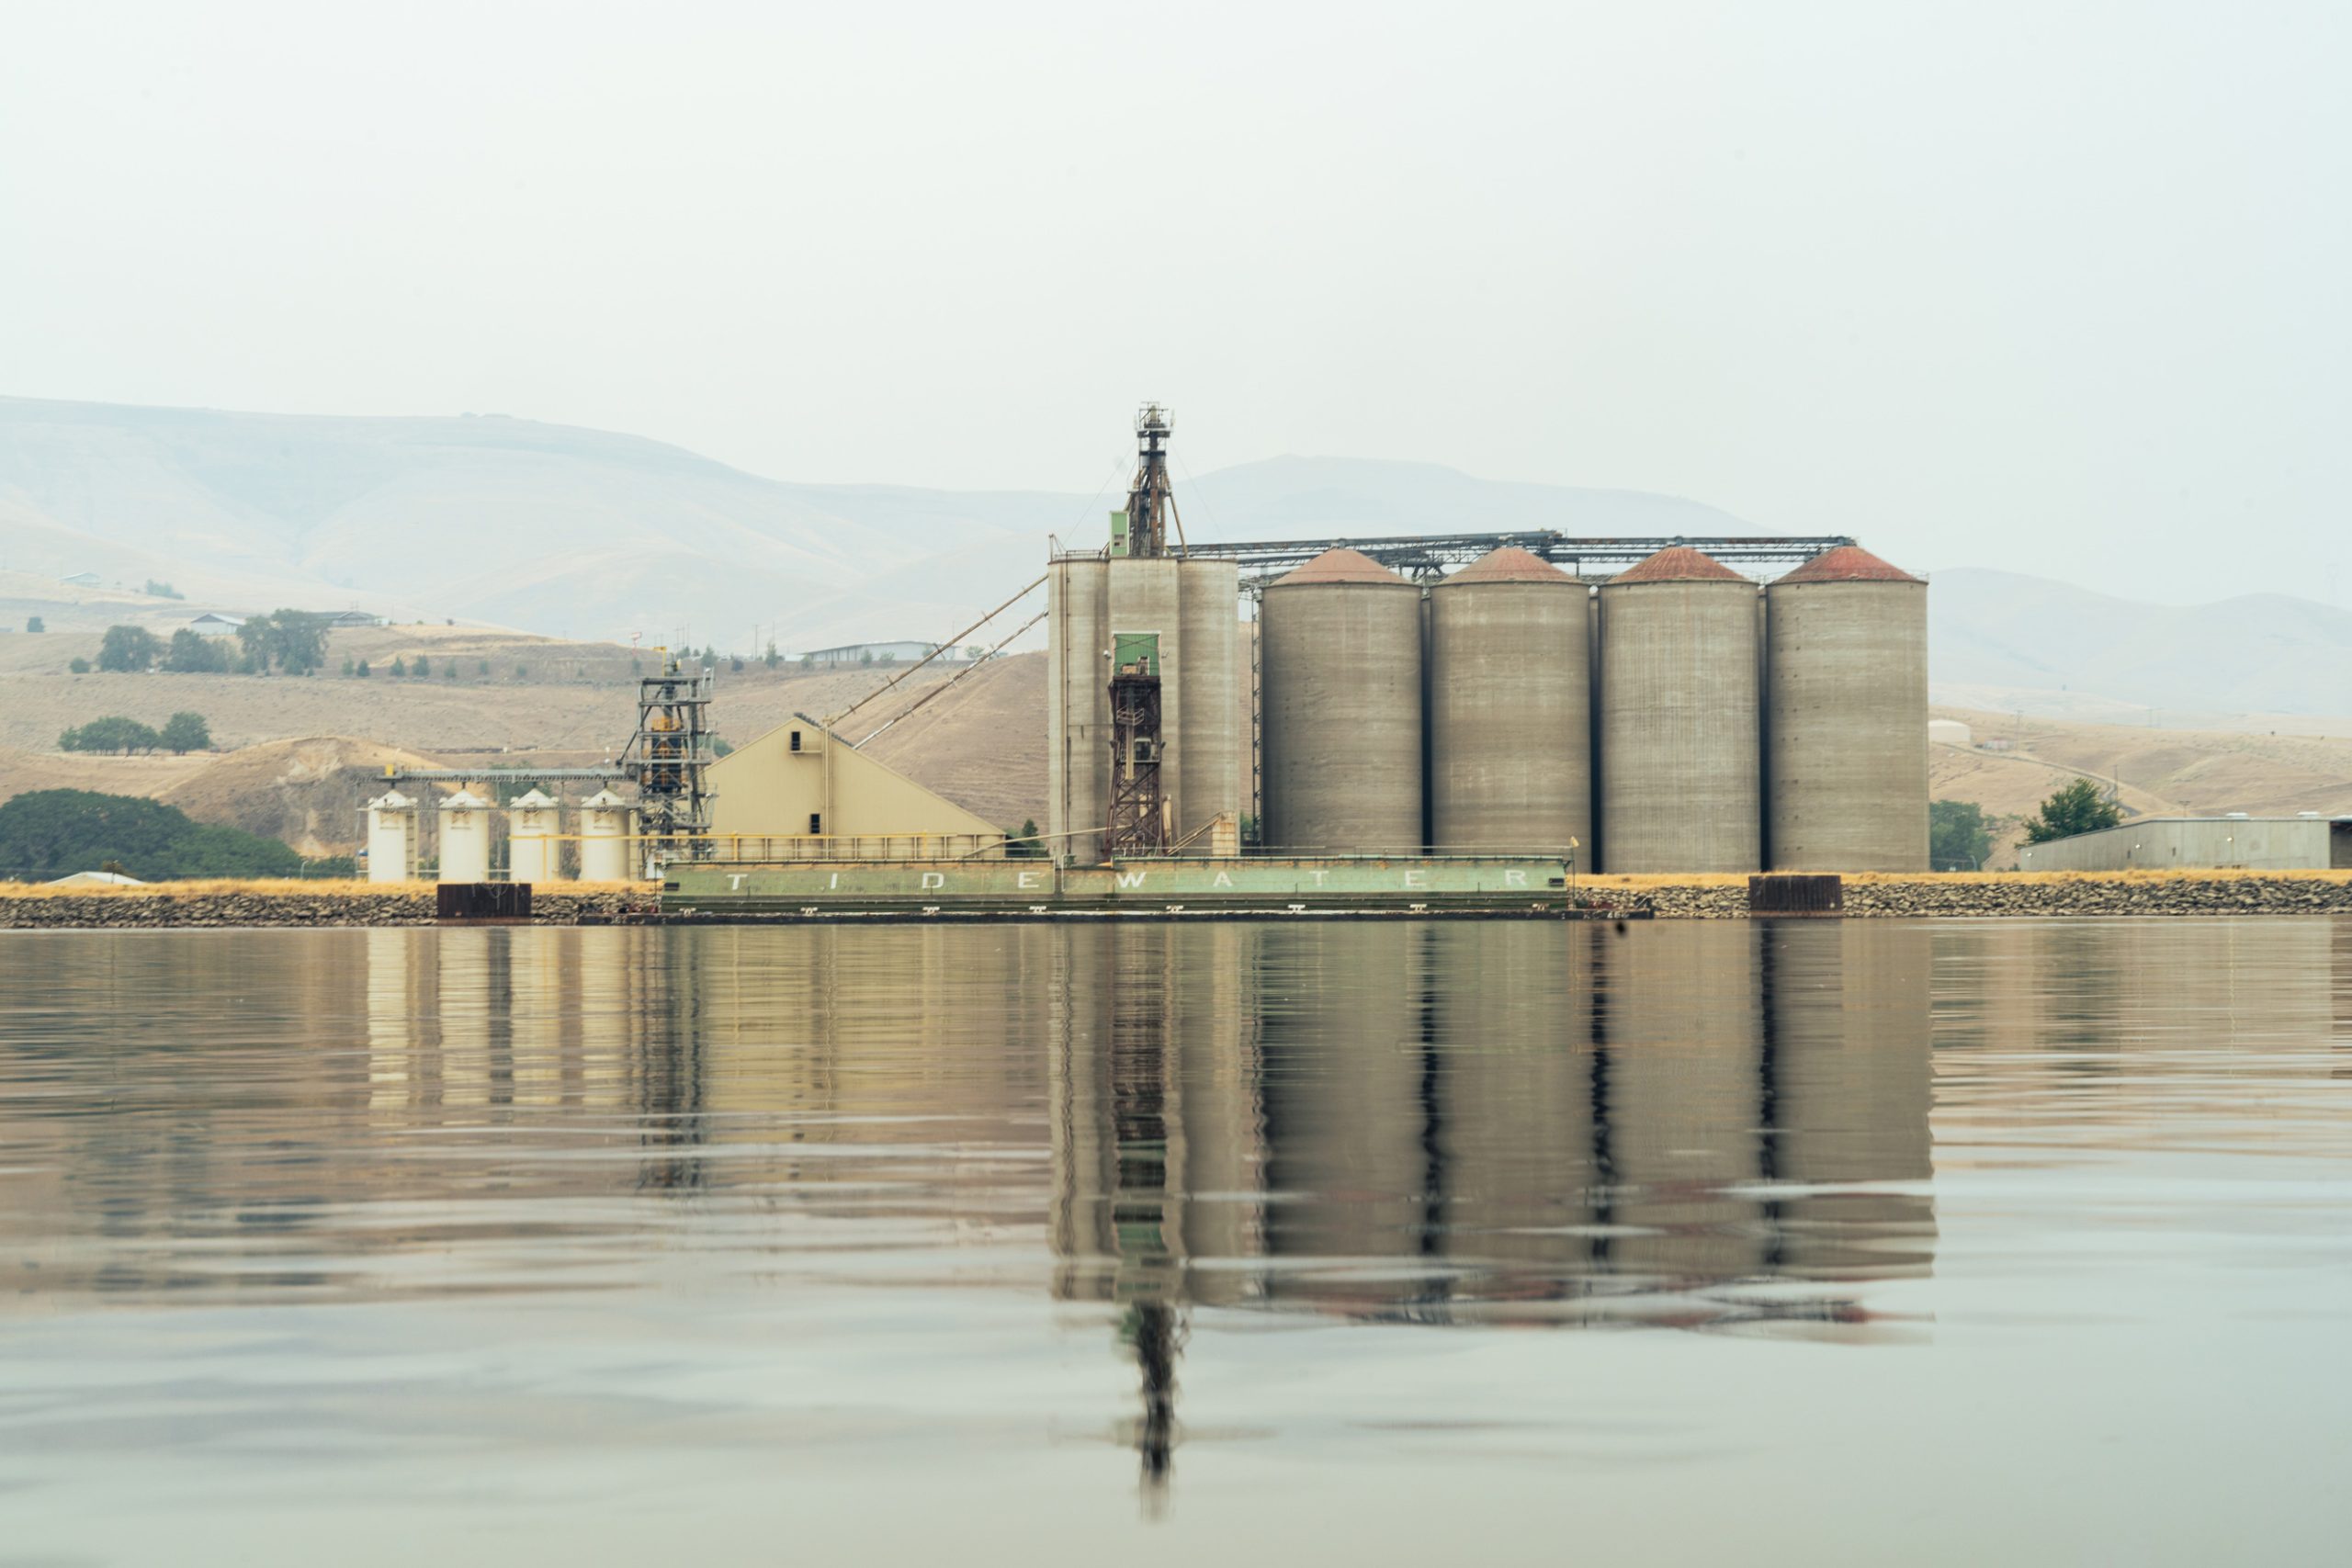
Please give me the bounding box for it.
[662,855,1616,920]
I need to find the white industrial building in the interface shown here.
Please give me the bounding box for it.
[2019,816,2352,872]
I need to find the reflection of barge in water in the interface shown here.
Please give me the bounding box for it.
[662,855,1636,921]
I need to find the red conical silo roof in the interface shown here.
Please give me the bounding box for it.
[1611,545,1746,583]
[1270,547,1414,587]
[1774,545,1923,584]
[1442,546,1576,585]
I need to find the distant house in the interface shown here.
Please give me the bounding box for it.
[188,613,246,637]
[328,610,382,627]
[806,640,941,666]
[59,570,100,587]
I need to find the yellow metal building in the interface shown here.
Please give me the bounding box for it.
[707,717,1007,860]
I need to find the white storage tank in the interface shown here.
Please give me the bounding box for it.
[506,788,563,885]
[364,789,418,884]
[1928,718,1973,748]
[578,789,637,882]
[436,788,493,884]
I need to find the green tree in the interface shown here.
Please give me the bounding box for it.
[68,657,90,673]
[97,625,163,671]
[710,736,735,758]
[162,628,232,672]
[2024,778,2124,844]
[478,659,491,676]
[0,789,304,879]
[390,657,407,677]
[514,663,528,680]
[59,716,162,754]
[1928,799,1994,870]
[860,649,874,665]
[233,610,330,674]
[763,641,779,670]
[356,659,371,678]
[413,655,431,678]
[24,615,42,633]
[159,712,211,753]
[1006,818,1046,859]
[341,656,356,677]
[143,580,183,600]
[444,664,457,680]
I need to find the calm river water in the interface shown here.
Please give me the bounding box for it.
[2,920,2346,1562]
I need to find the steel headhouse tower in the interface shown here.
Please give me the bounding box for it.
[623,650,717,865]
[1105,406,1181,855]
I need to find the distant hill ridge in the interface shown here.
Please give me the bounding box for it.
[6,396,2350,716]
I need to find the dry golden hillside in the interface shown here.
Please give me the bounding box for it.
[1931,705,2352,866]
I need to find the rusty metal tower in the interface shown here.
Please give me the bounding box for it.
[1106,632,1170,855]
[622,649,716,863]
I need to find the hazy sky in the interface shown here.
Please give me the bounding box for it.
[5,1,2346,604]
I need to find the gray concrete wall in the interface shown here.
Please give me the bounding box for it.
[2018,818,2336,872]
[1766,580,1929,871]
[1261,579,1424,853]
[1428,579,1591,855]
[1598,580,1762,872]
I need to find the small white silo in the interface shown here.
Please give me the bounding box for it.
[578,788,637,882]
[364,789,418,884]
[506,787,563,885]
[437,788,494,884]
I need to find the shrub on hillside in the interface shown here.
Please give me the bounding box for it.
[0,789,307,880]
[69,657,90,673]
[24,616,43,634]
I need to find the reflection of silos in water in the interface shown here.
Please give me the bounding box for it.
[1603,922,1766,1286]
[1428,549,1591,855]
[507,927,571,1107]
[365,928,420,1111]
[1425,924,1595,1281]
[1760,919,1935,1280]
[1599,547,1761,872]
[1766,547,1928,871]
[1260,549,1423,855]
[435,929,496,1111]
[1047,923,1264,1310]
[1258,923,1431,1310]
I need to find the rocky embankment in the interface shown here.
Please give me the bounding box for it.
[4,875,2348,927]
[0,889,643,929]
[1626,875,2352,919]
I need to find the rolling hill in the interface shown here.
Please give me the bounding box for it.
[8,396,2352,720]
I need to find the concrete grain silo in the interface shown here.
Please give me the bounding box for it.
[1598,547,1761,872]
[1046,556,1110,863]
[1173,557,1243,847]
[364,789,418,884]
[1428,547,1590,856]
[578,788,636,882]
[505,788,563,885]
[1259,548,1423,854]
[436,788,492,884]
[1765,546,1928,871]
